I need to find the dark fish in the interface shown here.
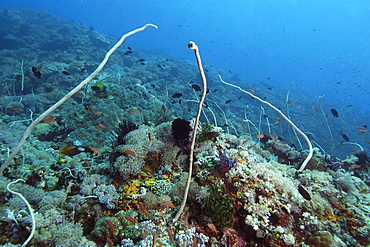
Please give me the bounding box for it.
[62,71,70,75]
[80,67,86,72]
[32,66,41,79]
[225,100,232,104]
[267,77,271,80]
[205,132,220,138]
[172,93,182,98]
[191,84,201,91]
[298,185,311,200]
[137,59,145,62]
[140,63,145,65]
[127,46,132,50]
[44,88,53,93]
[179,100,182,104]
[340,129,349,142]
[330,108,339,117]
[124,50,133,55]
[238,96,242,100]
[268,87,272,90]
[204,68,209,72]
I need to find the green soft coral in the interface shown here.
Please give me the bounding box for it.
[203,184,235,229]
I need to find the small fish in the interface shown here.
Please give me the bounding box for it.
[207,223,218,233]
[172,93,182,98]
[78,133,87,138]
[83,103,95,114]
[94,111,104,115]
[138,202,150,216]
[268,133,277,140]
[248,89,257,94]
[88,145,101,154]
[312,106,318,114]
[80,67,86,72]
[296,105,302,110]
[225,100,232,104]
[31,65,42,78]
[124,50,133,55]
[340,129,350,142]
[257,133,264,139]
[128,109,141,114]
[75,92,85,97]
[61,71,71,75]
[59,145,85,156]
[163,201,176,209]
[241,124,247,131]
[161,105,167,114]
[356,132,366,137]
[125,216,136,224]
[356,125,367,131]
[330,108,339,117]
[40,115,56,123]
[123,149,136,157]
[44,88,53,93]
[346,104,356,108]
[205,132,220,139]
[298,185,311,200]
[167,227,175,244]
[92,138,103,146]
[191,84,201,91]
[137,58,145,62]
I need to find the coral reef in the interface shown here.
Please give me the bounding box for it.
[0,8,369,247]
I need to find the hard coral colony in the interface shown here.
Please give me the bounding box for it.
[0,9,369,247]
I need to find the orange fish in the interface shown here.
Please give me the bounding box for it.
[88,145,101,154]
[125,216,136,224]
[40,115,56,123]
[138,202,150,216]
[312,106,318,114]
[75,92,85,97]
[351,150,360,154]
[128,109,141,114]
[163,201,176,209]
[296,105,302,110]
[95,125,102,131]
[248,89,257,94]
[268,133,277,141]
[94,111,104,115]
[241,124,247,131]
[98,123,107,129]
[167,227,175,244]
[356,126,367,131]
[257,133,264,139]
[123,149,136,157]
[207,223,218,233]
[277,142,285,147]
[92,138,102,146]
[78,133,87,138]
[162,105,167,114]
[84,103,95,114]
[356,132,366,137]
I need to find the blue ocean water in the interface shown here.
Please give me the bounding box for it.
[3,0,370,111]
[3,1,369,105]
